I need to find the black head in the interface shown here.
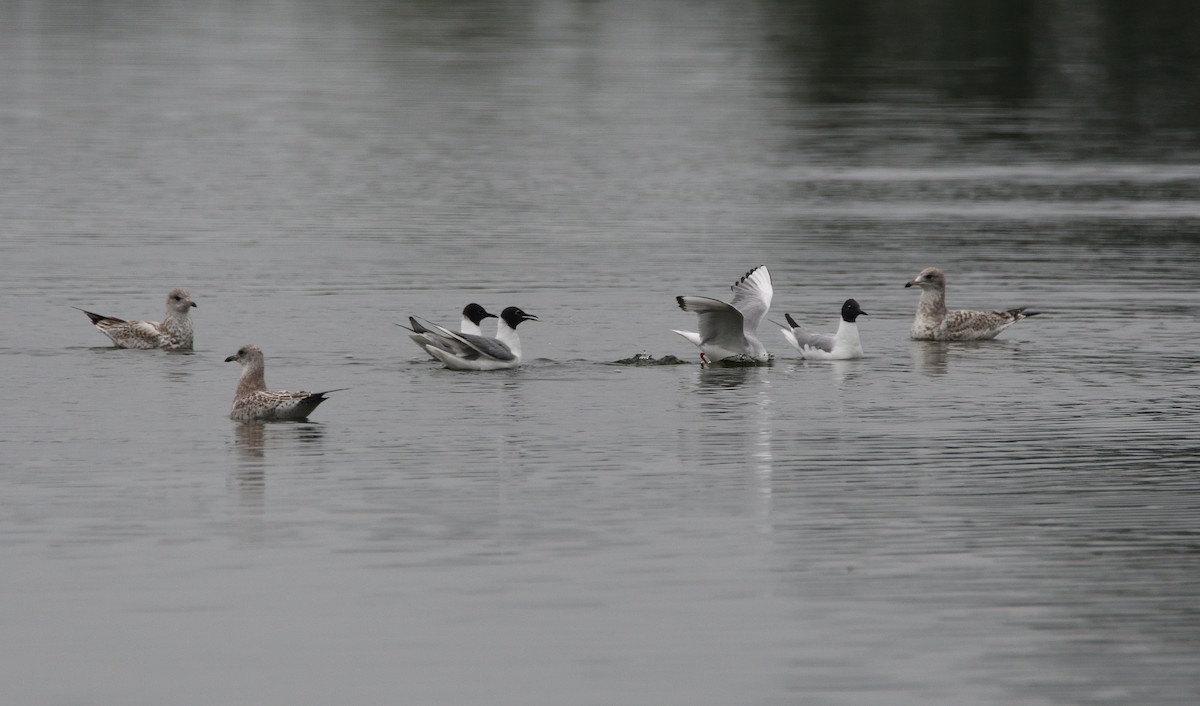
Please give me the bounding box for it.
[500,306,538,329]
[462,303,498,325]
[841,299,866,322]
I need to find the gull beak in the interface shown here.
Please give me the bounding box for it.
[224,355,237,362]
[191,301,198,308]
[904,279,918,288]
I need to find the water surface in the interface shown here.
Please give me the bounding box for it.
[2,2,1199,704]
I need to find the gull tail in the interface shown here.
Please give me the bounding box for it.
[74,306,124,326]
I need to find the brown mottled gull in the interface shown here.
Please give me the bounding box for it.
[224,344,344,422]
[905,267,1039,341]
[77,288,197,350]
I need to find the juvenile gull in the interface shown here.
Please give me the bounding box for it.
[77,288,197,350]
[905,267,1039,341]
[224,344,345,422]
[673,265,773,364]
[407,303,497,359]
[407,306,538,371]
[776,299,867,360]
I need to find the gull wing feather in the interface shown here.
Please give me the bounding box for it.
[939,309,1031,340]
[676,296,745,352]
[783,313,834,353]
[728,266,772,332]
[411,317,516,362]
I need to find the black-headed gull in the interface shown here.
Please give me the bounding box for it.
[224,344,344,422]
[674,266,773,364]
[408,303,497,359]
[777,298,867,360]
[905,267,1039,341]
[409,306,538,371]
[76,288,197,350]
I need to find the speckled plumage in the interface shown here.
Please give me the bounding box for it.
[905,267,1038,341]
[224,344,343,422]
[77,288,197,350]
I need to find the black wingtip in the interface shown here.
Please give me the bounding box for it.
[74,307,121,326]
[784,313,799,329]
[731,265,767,291]
[675,295,688,311]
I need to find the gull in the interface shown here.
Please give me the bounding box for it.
[673,265,773,364]
[407,306,538,371]
[76,288,197,350]
[905,267,1039,341]
[224,344,345,422]
[776,299,867,360]
[407,303,497,359]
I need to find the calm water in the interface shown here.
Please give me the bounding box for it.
[2,1,1200,704]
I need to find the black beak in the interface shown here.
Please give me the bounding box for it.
[904,282,913,288]
[191,301,198,307]
[224,355,237,362]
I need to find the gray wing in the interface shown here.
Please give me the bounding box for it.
[783,313,834,352]
[790,327,834,353]
[728,266,772,332]
[677,296,746,350]
[412,317,515,361]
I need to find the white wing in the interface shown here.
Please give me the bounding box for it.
[728,266,772,333]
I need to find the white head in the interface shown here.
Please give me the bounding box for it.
[166,288,198,314]
[905,267,946,292]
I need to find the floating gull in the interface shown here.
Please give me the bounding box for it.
[224,344,344,422]
[905,267,1039,341]
[76,288,197,350]
[407,303,497,359]
[776,299,867,360]
[673,265,773,364]
[407,306,538,371]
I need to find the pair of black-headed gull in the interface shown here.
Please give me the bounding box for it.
[405,303,539,371]
[673,266,867,363]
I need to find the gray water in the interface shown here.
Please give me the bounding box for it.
[3,1,1200,704]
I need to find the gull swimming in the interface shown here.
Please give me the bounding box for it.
[776,298,867,360]
[224,344,344,422]
[407,303,497,359]
[674,265,773,364]
[76,288,197,350]
[407,306,538,371]
[905,267,1039,341]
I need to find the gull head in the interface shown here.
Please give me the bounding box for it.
[225,344,264,366]
[167,288,197,312]
[462,303,498,325]
[500,306,538,329]
[905,267,946,292]
[841,299,867,322]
